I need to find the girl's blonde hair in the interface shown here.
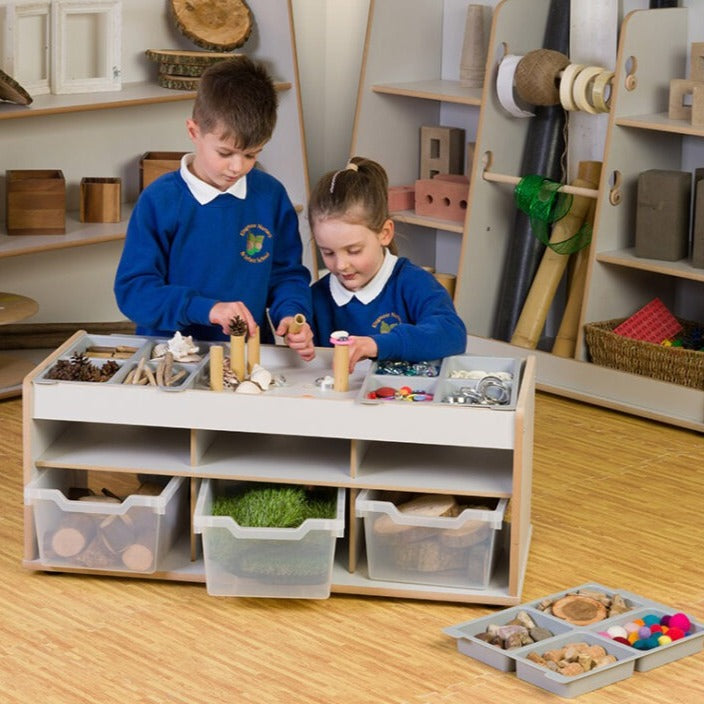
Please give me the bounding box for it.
[308,156,398,254]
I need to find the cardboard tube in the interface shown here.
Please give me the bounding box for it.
[288,313,306,334]
[510,161,601,350]
[209,345,224,391]
[332,344,350,392]
[247,326,260,373]
[230,335,245,380]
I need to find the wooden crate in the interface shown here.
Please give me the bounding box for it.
[6,169,66,235]
[80,177,122,223]
[140,151,187,191]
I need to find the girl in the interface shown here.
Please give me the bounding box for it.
[308,156,467,371]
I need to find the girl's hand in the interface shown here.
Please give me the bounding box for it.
[276,316,316,361]
[346,336,377,371]
[209,301,257,337]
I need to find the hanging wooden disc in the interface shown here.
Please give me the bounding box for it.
[0,68,32,106]
[169,0,253,51]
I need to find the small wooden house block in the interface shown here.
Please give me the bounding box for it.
[419,126,465,180]
[80,177,122,223]
[140,151,187,191]
[6,169,66,235]
[387,185,415,212]
[668,78,704,121]
[414,174,470,223]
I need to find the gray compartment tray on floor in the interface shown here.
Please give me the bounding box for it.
[444,582,704,696]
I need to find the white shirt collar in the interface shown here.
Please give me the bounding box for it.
[180,153,247,204]
[329,249,398,305]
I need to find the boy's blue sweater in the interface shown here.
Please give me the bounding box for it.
[114,169,312,341]
[311,257,467,361]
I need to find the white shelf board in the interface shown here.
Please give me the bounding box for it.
[372,79,483,106]
[596,248,704,283]
[615,112,704,138]
[392,210,465,233]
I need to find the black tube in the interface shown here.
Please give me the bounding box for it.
[649,1,679,7]
[491,0,569,341]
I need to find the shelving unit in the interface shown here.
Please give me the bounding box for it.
[350,0,490,276]
[445,1,704,432]
[23,331,535,605]
[0,0,313,325]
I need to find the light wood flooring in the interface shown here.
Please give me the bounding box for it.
[1,392,702,703]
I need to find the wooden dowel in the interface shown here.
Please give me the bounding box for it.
[288,313,306,334]
[482,169,600,199]
[247,326,260,374]
[209,345,224,391]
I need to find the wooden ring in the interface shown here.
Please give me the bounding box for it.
[572,65,604,114]
[591,70,614,113]
[559,63,586,111]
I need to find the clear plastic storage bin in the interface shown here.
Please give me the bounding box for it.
[193,479,345,599]
[25,468,187,573]
[356,489,507,589]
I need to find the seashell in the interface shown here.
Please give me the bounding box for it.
[151,342,168,359]
[250,363,272,390]
[235,380,262,394]
[167,331,200,361]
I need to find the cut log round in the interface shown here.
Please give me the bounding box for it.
[157,74,201,91]
[50,515,96,557]
[551,595,608,625]
[169,0,253,51]
[145,49,237,67]
[122,543,154,572]
[0,68,32,106]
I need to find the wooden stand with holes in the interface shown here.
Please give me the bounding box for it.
[22,330,536,605]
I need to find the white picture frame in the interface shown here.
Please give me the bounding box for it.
[0,1,51,96]
[50,0,121,94]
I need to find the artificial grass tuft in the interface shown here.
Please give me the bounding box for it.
[212,484,336,528]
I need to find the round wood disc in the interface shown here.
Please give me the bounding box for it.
[169,0,253,51]
[551,595,608,625]
[0,68,32,106]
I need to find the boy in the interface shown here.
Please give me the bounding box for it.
[114,56,315,360]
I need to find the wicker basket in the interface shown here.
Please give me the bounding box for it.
[584,318,704,389]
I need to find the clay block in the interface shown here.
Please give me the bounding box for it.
[634,169,690,261]
[690,41,704,82]
[387,185,415,212]
[668,79,704,121]
[140,151,187,191]
[6,169,66,235]
[80,177,122,223]
[414,174,470,223]
[419,126,465,180]
[692,179,704,268]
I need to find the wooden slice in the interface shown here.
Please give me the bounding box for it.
[158,63,208,78]
[551,595,608,625]
[122,543,154,572]
[145,49,237,66]
[0,68,32,106]
[169,0,253,51]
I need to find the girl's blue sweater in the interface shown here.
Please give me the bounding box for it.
[311,257,467,361]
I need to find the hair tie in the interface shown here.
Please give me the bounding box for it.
[330,162,359,193]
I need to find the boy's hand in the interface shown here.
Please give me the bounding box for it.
[276,316,315,361]
[346,336,377,372]
[209,301,257,337]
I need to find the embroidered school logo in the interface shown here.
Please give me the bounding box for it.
[240,224,272,263]
[372,312,402,334]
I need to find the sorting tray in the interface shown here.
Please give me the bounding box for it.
[357,354,522,409]
[444,582,704,697]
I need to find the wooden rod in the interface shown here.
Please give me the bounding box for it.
[482,169,599,199]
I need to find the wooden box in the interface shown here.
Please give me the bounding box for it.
[6,169,66,235]
[140,151,187,191]
[80,177,122,223]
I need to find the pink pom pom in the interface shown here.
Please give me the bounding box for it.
[668,613,691,632]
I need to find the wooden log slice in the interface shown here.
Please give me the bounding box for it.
[158,63,207,78]
[122,543,154,572]
[551,595,608,625]
[50,515,96,557]
[0,68,32,106]
[169,0,253,51]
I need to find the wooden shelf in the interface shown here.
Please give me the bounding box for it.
[615,112,704,137]
[0,80,292,121]
[0,204,133,259]
[372,79,482,105]
[391,210,465,233]
[596,248,704,282]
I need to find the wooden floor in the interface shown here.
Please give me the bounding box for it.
[1,391,702,703]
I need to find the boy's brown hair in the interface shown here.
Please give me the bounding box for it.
[193,56,278,149]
